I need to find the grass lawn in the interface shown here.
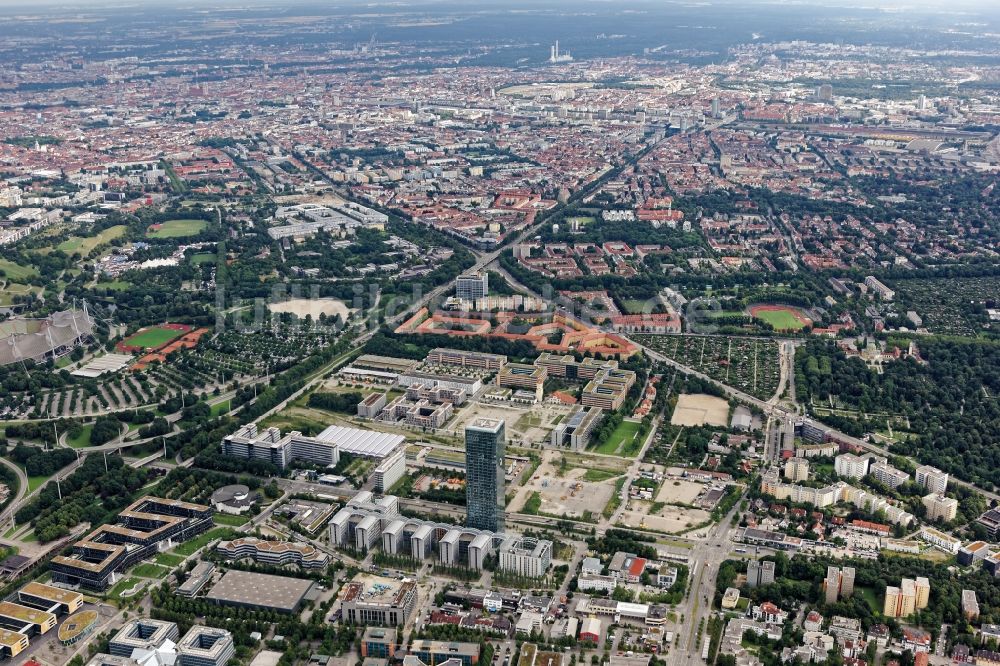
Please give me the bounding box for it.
[0,283,41,306]
[621,299,651,315]
[593,420,643,456]
[57,225,127,255]
[213,512,249,527]
[123,326,184,349]
[146,219,207,238]
[154,553,186,567]
[94,280,132,291]
[602,477,627,519]
[523,492,542,515]
[190,252,216,264]
[107,577,144,601]
[0,259,37,281]
[171,527,237,557]
[210,399,231,417]
[132,562,170,579]
[752,308,807,331]
[66,425,93,449]
[21,530,38,543]
[26,474,50,493]
[582,468,619,482]
[859,586,880,612]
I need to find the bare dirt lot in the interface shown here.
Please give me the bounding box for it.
[618,499,711,534]
[508,450,618,520]
[268,297,354,319]
[656,476,707,505]
[670,393,730,427]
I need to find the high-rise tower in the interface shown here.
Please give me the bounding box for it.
[465,419,506,532]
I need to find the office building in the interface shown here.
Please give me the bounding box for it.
[17,582,83,616]
[825,566,855,604]
[0,629,28,660]
[978,509,1000,539]
[0,601,55,636]
[331,493,550,574]
[51,496,213,590]
[86,656,144,666]
[177,561,216,598]
[580,368,636,411]
[465,419,506,533]
[922,493,958,522]
[578,574,617,593]
[958,541,991,567]
[915,465,948,494]
[456,272,488,300]
[373,448,406,493]
[110,619,180,657]
[496,363,546,403]
[216,537,330,569]
[206,570,315,613]
[497,536,552,578]
[340,577,417,626]
[177,626,234,666]
[397,371,482,396]
[550,406,603,450]
[220,423,403,470]
[746,560,775,588]
[425,348,507,372]
[361,627,398,659]
[410,640,480,666]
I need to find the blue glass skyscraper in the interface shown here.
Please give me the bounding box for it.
[465,418,505,533]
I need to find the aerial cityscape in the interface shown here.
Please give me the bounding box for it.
[0,1,997,666]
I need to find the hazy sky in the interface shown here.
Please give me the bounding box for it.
[0,0,995,14]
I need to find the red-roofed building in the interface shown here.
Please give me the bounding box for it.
[626,557,647,583]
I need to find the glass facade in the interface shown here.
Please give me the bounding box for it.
[465,419,505,533]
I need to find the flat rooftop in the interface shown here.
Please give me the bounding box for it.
[467,418,504,433]
[206,570,314,612]
[0,600,55,625]
[315,425,405,458]
[340,574,415,606]
[0,628,25,648]
[19,581,83,606]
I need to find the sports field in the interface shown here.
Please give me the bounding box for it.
[146,218,208,238]
[117,323,191,352]
[749,304,811,331]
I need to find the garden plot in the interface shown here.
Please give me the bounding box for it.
[635,334,780,400]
